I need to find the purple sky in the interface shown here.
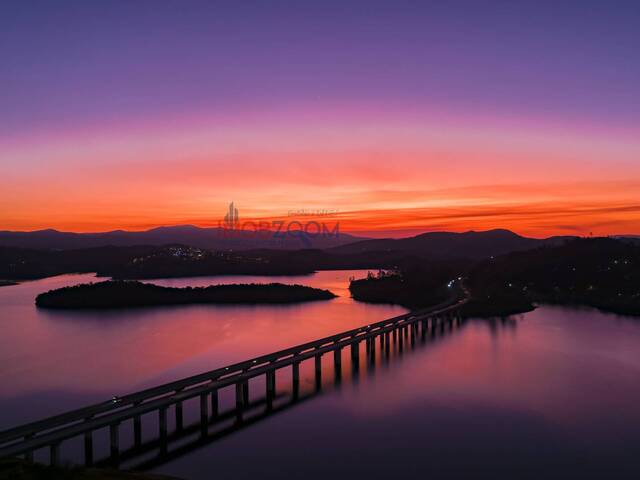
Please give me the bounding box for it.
[2,0,639,139]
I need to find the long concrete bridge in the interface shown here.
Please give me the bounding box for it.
[0,287,468,469]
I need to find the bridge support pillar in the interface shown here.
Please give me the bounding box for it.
[350,342,359,367]
[84,431,93,466]
[24,434,34,463]
[175,401,183,431]
[369,338,376,364]
[350,342,360,361]
[133,413,142,447]
[211,388,219,418]
[266,370,276,401]
[109,423,119,464]
[315,354,322,389]
[159,406,168,448]
[243,380,250,405]
[332,346,341,384]
[235,381,249,419]
[235,382,244,411]
[292,361,300,396]
[200,393,209,427]
[50,442,60,466]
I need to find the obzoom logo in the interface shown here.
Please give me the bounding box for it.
[219,202,340,247]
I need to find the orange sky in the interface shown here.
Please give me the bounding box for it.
[2,112,639,238]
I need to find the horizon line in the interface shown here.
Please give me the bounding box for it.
[1,224,637,241]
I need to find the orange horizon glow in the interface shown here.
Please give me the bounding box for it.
[2,110,640,238]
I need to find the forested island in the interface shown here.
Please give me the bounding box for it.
[35,281,336,309]
[349,266,456,309]
[0,280,17,287]
[350,238,640,317]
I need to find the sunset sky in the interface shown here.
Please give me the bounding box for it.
[1,1,639,238]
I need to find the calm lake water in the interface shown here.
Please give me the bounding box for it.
[1,272,639,478]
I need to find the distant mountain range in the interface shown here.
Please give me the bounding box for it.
[0,225,366,251]
[0,226,581,260]
[326,229,576,260]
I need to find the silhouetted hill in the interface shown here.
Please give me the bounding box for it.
[347,237,640,317]
[466,237,640,316]
[328,229,574,260]
[0,225,365,251]
[0,245,316,280]
[0,243,427,281]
